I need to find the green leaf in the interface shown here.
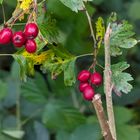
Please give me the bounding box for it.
[117,125,139,140]
[21,72,48,103]
[0,0,3,4]
[0,80,8,100]
[70,124,101,140]
[63,58,76,86]
[42,100,86,131]
[2,130,25,139]
[56,131,71,140]
[38,16,59,44]
[114,107,133,125]
[41,45,76,86]
[33,121,49,140]
[59,0,92,12]
[12,54,27,82]
[111,62,133,94]
[110,20,137,56]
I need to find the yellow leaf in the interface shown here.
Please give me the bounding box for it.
[20,0,33,10]
[96,17,105,49]
[22,50,53,65]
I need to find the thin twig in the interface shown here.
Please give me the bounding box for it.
[92,94,114,140]
[85,9,96,48]
[104,23,117,140]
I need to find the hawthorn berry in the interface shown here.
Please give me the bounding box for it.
[90,72,102,86]
[0,28,12,44]
[83,86,95,101]
[25,39,37,53]
[12,31,26,47]
[24,23,39,39]
[79,82,89,92]
[77,70,91,82]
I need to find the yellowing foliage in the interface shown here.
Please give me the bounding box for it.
[96,17,105,49]
[20,0,33,10]
[22,50,53,65]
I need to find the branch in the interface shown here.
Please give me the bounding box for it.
[104,23,117,140]
[92,94,114,140]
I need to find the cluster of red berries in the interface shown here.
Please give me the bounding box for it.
[0,23,39,53]
[77,70,102,101]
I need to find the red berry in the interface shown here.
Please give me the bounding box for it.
[12,31,26,47]
[79,82,89,92]
[90,72,102,86]
[83,86,95,101]
[25,39,37,53]
[24,23,39,39]
[77,70,91,82]
[0,28,12,44]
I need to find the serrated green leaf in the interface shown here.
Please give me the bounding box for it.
[41,45,76,86]
[21,72,48,103]
[38,16,58,44]
[110,20,137,56]
[12,54,27,82]
[59,0,92,12]
[63,58,76,86]
[111,62,133,94]
[2,130,25,139]
[42,100,86,131]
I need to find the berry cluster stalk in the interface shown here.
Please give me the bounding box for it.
[104,24,117,140]
[85,7,115,140]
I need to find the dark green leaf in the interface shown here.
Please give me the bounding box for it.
[39,16,58,43]
[34,121,49,140]
[117,125,139,140]
[12,55,27,82]
[21,72,48,103]
[70,124,101,140]
[56,131,71,140]
[114,107,133,125]
[42,100,86,131]
[111,62,133,94]
[0,80,8,100]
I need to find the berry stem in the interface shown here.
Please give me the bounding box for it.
[104,23,117,140]
[92,94,114,140]
[85,9,96,48]
[1,4,6,25]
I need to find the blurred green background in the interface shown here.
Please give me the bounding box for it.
[0,0,140,140]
